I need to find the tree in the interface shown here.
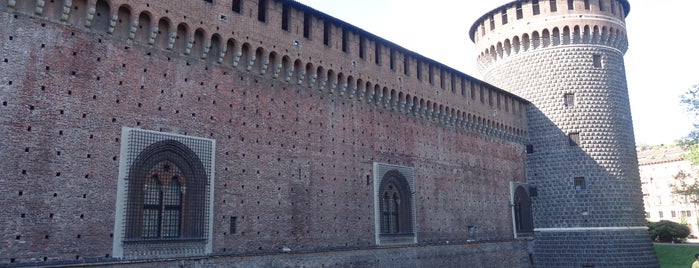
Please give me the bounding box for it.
[680,84,699,146]
[673,84,699,199]
[647,220,691,242]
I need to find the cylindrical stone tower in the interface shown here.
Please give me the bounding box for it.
[471,0,658,267]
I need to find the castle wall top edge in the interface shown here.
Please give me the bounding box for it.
[468,0,630,42]
[287,1,495,92]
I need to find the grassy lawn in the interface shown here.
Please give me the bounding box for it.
[656,243,699,268]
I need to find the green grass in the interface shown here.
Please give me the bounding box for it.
[655,243,699,268]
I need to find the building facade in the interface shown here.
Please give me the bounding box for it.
[640,147,699,236]
[471,0,658,267]
[0,0,655,267]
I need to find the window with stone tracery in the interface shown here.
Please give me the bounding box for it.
[113,128,215,258]
[381,184,400,234]
[378,171,413,236]
[142,161,184,239]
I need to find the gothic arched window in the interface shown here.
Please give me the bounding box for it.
[378,170,413,236]
[142,162,184,239]
[123,140,208,242]
[513,185,534,235]
[114,128,214,258]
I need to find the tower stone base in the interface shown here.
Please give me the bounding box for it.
[532,228,658,267]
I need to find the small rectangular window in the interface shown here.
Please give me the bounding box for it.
[501,9,508,25]
[516,3,523,19]
[471,83,476,100]
[533,0,540,15]
[323,21,331,46]
[659,211,664,218]
[204,0,213,3]
[303,13,311,39]
[564,93,575,107]
[281,4,290,31]
[359,36,365,59]
[574,177,586,192]
[341,29,349,52]
[389,49,395,70]
[592,54,602,68]
[550,0,557,12]
[567,0,574,10]
[230,216,237,233]
[598,0,605,11]
[671,211,677,218]
[526,144,534,154]
[610,0,616,14]
[584,0,590,10]
[257,0,267,22]
[489,16,495,30]
[232,0,242,13]
[569,132,580,146]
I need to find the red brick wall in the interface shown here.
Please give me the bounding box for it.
[0,1,528,266]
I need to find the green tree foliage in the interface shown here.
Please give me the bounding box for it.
[672,170,699,203]
[681,84,699,146]
[674,84,699,200]
[648,220,691,242]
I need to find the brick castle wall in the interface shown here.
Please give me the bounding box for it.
[0,1,530,267]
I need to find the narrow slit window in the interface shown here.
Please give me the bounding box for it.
[533,0,540,15]
[489,16,495,30]
[501,9,508,25]
[584,0,590,10]
[598,0,605,11]
[550,0,557,12]
[389,49,395,70]
[567,0,574,10]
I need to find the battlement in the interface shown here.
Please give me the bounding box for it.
[470,0,629,73]
[2,0,529,141]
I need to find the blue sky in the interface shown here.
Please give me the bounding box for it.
[295,0,699,146]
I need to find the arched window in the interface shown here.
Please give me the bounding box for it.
[142,162,184,239]
[376,167,415,245]
[114,129,214,258]
[513,185,534,236]
[124,140,207,241]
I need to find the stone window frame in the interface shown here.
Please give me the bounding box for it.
[373,163,416,246]
[113,127,215,258]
